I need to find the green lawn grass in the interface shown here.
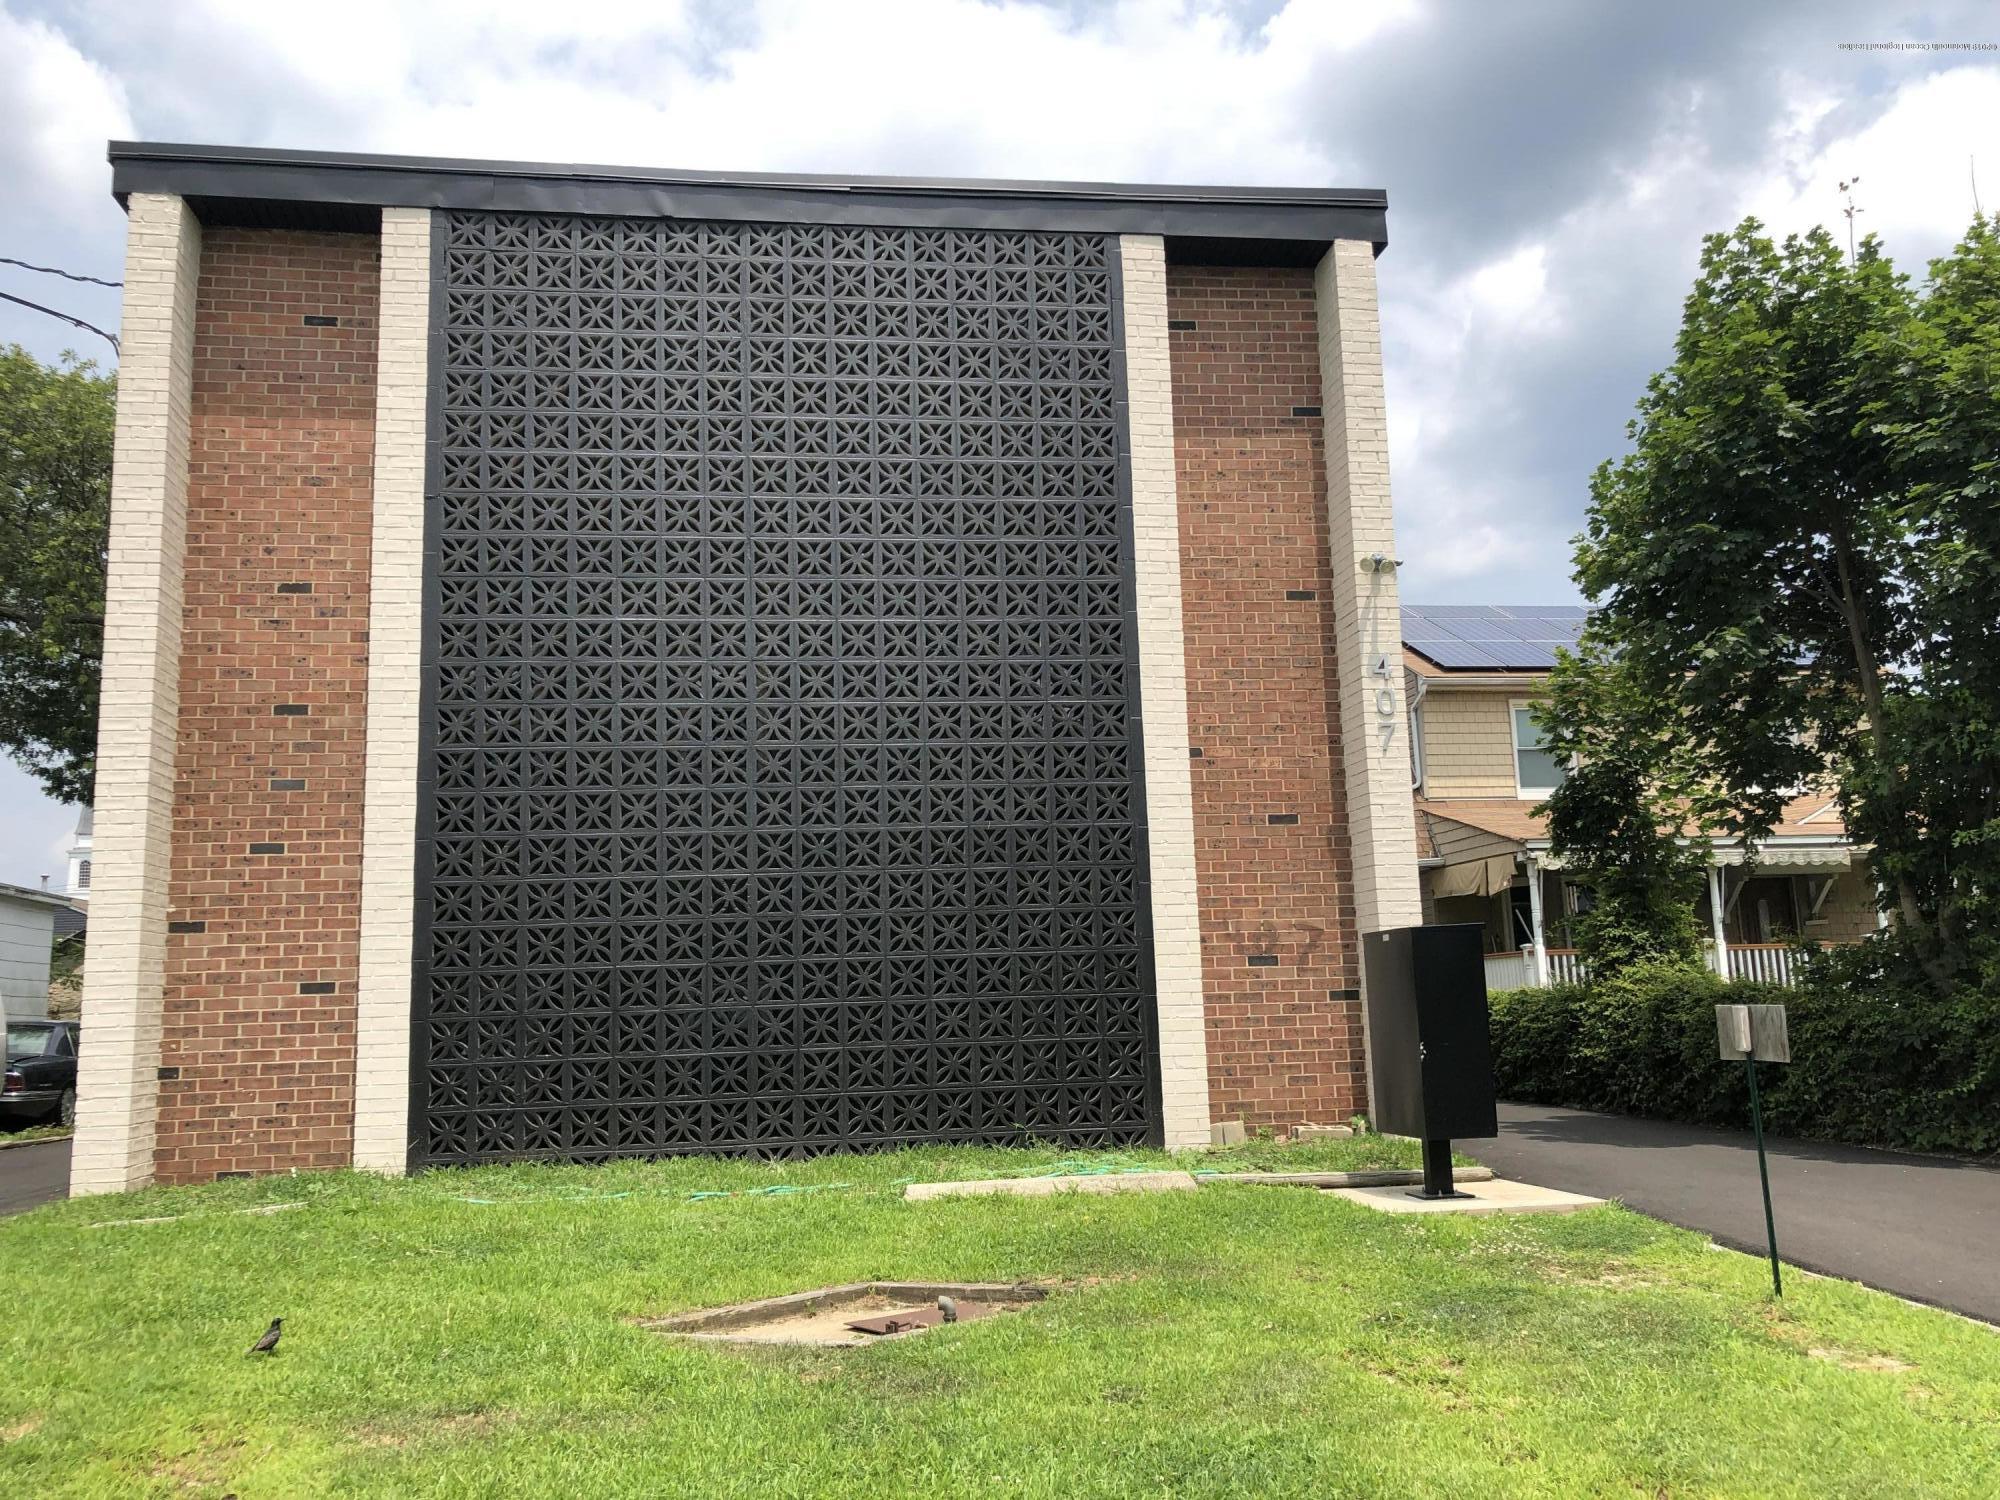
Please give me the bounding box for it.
[3,1138,1995,1497]
[0,1122,73,1147]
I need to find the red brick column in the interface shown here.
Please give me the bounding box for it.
[156,228,379,1182]
[1166,264,1364,1131]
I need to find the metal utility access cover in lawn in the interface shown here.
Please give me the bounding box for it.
[639,1280,1048,1347]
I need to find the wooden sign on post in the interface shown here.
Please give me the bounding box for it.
[1716,1003,1790,1063]
[1716,1002,1791,1296]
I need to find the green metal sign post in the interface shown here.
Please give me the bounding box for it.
[1742,1052,1781,1297]
[1718,1003,1790,1299]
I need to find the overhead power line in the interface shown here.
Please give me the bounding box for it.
[0,255,122,288]
[0,290,120,354]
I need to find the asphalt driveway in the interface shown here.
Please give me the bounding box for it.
[0,1137,71,1217]
[1469,1101,2000,1323]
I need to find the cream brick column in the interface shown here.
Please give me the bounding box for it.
[1119,235,1210,1149]
[1317,235,1424,940]
[1317,239,1421,1121]
[353,208,432,1173]
[70,194,201,1196]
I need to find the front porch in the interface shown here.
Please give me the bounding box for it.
[1415,799,1881,991]
[1480,937,1835,991]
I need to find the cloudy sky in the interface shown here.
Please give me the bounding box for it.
[3,0,1998,888]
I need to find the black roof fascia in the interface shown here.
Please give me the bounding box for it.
[110,142,1387,254]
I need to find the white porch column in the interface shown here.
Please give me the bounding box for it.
[1707,865,1731,977]
[1525,858,1548,986]
[70,194,202,1197]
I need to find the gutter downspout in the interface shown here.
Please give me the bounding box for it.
[1408,672,1428,791]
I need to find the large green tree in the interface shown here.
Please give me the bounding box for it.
[1535,630,1715,975]
[1544,217,2000,993]
[1877,217,2000,971]
[0,346,114,804]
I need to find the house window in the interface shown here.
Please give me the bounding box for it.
[1511,702,1566,797]
[76,859,91,890]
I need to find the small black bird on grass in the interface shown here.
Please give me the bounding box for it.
[246,1318,283,1356]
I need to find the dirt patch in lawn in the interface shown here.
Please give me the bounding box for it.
[640,1280,1048,1347]
[1809,1347,1915,1373]
[1574,1267,1670,1291]
[355,1410,517,1449]
[1353,1351,1476,1410]
[148,1435,250,1493]
[1,1414,43,1442]
[1760,1308,1915,1373]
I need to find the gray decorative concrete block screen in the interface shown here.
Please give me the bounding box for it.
[414,211,1161,1164]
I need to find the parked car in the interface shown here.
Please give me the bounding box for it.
[2,1021,78,1128]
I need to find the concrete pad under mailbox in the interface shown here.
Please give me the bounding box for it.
[1217,1166,1493,1190]
[905,1170,1198,1202]
[1333,1177,1605,1216]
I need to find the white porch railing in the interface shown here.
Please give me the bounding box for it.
[1546,949,1589,985]
[1482,947,1593,990]
[1717,943,1806,985]
[1484,949,1535,991]
[1485,940,1831,990]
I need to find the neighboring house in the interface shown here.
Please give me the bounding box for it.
[49,902,86,1020]
[1405,604,1881,990]
[0,881,74,1023]
[65,806,93,904]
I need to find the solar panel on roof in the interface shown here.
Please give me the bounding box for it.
[1402,604,1587,669]
[1410,639,1513,669]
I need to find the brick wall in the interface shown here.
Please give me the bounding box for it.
[1167,265,1364,1130]
[156,228,380,1183]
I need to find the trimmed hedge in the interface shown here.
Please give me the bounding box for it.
[1488,948,2000,1157]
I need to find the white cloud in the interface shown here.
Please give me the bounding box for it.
[0,11,131,205]
[65,0,1365,186]
[1465,242,1551,325]
[1749,65,2000,264]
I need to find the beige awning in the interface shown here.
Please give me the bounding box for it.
[1430,854,1518,899]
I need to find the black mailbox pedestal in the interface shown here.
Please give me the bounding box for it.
[1362,923,1499,1198]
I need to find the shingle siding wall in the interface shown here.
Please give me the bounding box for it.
[1803,866,1881,944]
[1419,688,1522,799]
[1167,263,1365,1131]
[153,229,380,1183]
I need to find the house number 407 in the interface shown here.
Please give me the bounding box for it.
[1372,653,1397,752]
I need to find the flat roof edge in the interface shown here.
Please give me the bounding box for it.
[109,141,1388,251]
